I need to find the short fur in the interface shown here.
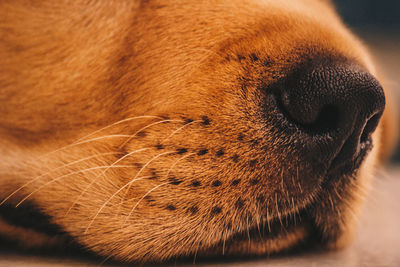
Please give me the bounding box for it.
[0,0,397,263]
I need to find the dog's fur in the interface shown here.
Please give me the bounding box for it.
[0,0,397,263]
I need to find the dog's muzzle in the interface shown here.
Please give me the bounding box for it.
[270,59,385,176]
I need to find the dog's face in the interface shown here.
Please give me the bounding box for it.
[0,0,396,263]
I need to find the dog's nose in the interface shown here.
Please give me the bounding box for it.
[277,61,385,169]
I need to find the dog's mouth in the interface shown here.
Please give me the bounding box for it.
[197,188,350,261]
[191,147,371,261]
[198,211,310,259]
[327,137,373,179]
[196,129,376,260]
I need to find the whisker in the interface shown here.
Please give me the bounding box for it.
[162,120,201,142]
[165,153,195,179]
[98,254,114,267]
[15,165,135,208]
[86,151,175,232]
[246,216,251,245]
[275,193,283,227]
[119,119,183,148]
[41,118,178,158]
[118,151,176,209]
[193,244,199,265]
[75,116,163,143]
[84,176,152,233]
[333,187,343,201]
[41,115,165,158]
[193,48,226,62]
[342,199,361,224]
[255,211,262,239]
[266,205,271,232]
[65,148,151,216]
[291,197,297,226]
[122,153,194,224]
[40,135,133,158]
[222,232,226,255]
[122,182,170,226]
[0,151,121,206]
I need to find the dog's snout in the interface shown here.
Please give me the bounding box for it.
[276,60,385,169]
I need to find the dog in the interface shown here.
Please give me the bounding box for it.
[0,0,397,263]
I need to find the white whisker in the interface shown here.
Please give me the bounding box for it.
[119,119,183,148]
[15,165,135,208]
[118,151,176,207]
[123,182,170,226]
[75,116,162,142]
[122,153,193,225]
[0,151,121,206]
[165,153,195,179]
[162,120,200,142]
[84,176,152,233]
[65,148,151,216]
[40,135,133,158]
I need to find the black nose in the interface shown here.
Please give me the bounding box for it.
[276,60,385,170]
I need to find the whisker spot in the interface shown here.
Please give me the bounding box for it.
[249,159,258,167]
[188,206,198,215]
[184,118,194,124]
[137,131,147,137]
[250,139,260,146]
[177,148,188,154]
[216,149,225,157]
[231,179,241,186]
[237,54,246,61]
[211,206,222,216]
[235,198,245,209]
[191,181,201,187]
[166,205,176,211]
[155,144,164,150]
[197,149,208,156]
[169,176,183,185]
[134,163,143,169]
[212,180,222,187]
[201,116,210,126]
[250,53,259,61]
[231,154,239,163]
[250,179,259,185]
[144,195,154,202]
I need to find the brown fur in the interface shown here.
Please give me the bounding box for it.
[0,0,397,263]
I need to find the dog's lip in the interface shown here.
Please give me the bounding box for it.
[201,207,312,259]
[201,147,372,258]
[326,137,373,177]
[202,143,375,258]
[200,214,302,256]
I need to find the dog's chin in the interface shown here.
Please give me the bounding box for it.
[194,145,374,261]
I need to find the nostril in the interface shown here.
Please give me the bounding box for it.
[360,113,381,143]
[305,104,340,134]
[277,87,342,135]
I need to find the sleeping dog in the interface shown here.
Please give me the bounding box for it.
[0,0,397,263]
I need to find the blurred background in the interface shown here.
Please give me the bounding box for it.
[335,0,400,29]
[334,0,400,162]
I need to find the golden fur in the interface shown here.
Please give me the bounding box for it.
[0,0,397,263]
